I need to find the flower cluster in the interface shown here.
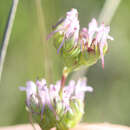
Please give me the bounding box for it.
[20,8,114,130]
[19,78,93,129]
[79,18,113,67]
[48,8,113,70]
[19,78,93,115]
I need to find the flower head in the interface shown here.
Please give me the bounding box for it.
[47,8,80,53]
[79,18,114,68]
[62,8,79,41]
[48,9,113,70]
[19,77,93,129]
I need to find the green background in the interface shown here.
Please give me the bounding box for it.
[0,0,130,126]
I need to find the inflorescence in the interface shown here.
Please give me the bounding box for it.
[48,8,113,68]
[20,78,93,129]
[19,78,93,119]
[20,8,114,130]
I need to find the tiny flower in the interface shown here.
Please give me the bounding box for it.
[19,81,37,106]
[73,78,93,101]
[49,81,60,101]
[88,18,98,46]
[62,8,79,41]
[96,24,114,67]
[36,79,54,117]
[62,83,74,113]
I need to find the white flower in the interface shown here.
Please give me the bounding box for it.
[19,81,37,106]
[36,79,53,113]
[49,81,61,101]
[73,78,93,101]
[88,18,98,46]
[96,24,114,67]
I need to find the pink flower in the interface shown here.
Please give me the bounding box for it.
[80,18,113,68]
[36,79,53,115]
[19,77,93,116]
[47,8,80,53]
[61,79,93,113]
[80,27,88,50]
[73,78,93,101]
[88,18,98,46]
[96,24,114,67]
[62,81,75,113]
[62,8,80,41]
[49,81,61,100]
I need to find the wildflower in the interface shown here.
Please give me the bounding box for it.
[47,8,80,54]
[19,81,37,106]
[59,78,93,129]
[79,18,113,68]
[49,81,60,101]
[96,24,114,67]
[73,78,93,101]
[19,77,93,129]
[48,9,113,71]
[88,18,98,47]
[36,79,54,117]
[62,81,75,113]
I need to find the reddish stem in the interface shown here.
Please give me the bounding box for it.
[61,74,66,89]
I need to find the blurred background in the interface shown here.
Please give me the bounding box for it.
[0,0,130,127]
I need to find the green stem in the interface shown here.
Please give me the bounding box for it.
[0,0,19,82]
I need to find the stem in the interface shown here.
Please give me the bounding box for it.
[59,67,70,98]
[28,112,36,130]
[0,0,19,82]
[98,0,122,25]
[61,74,66,89]
[60,67,70,89]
